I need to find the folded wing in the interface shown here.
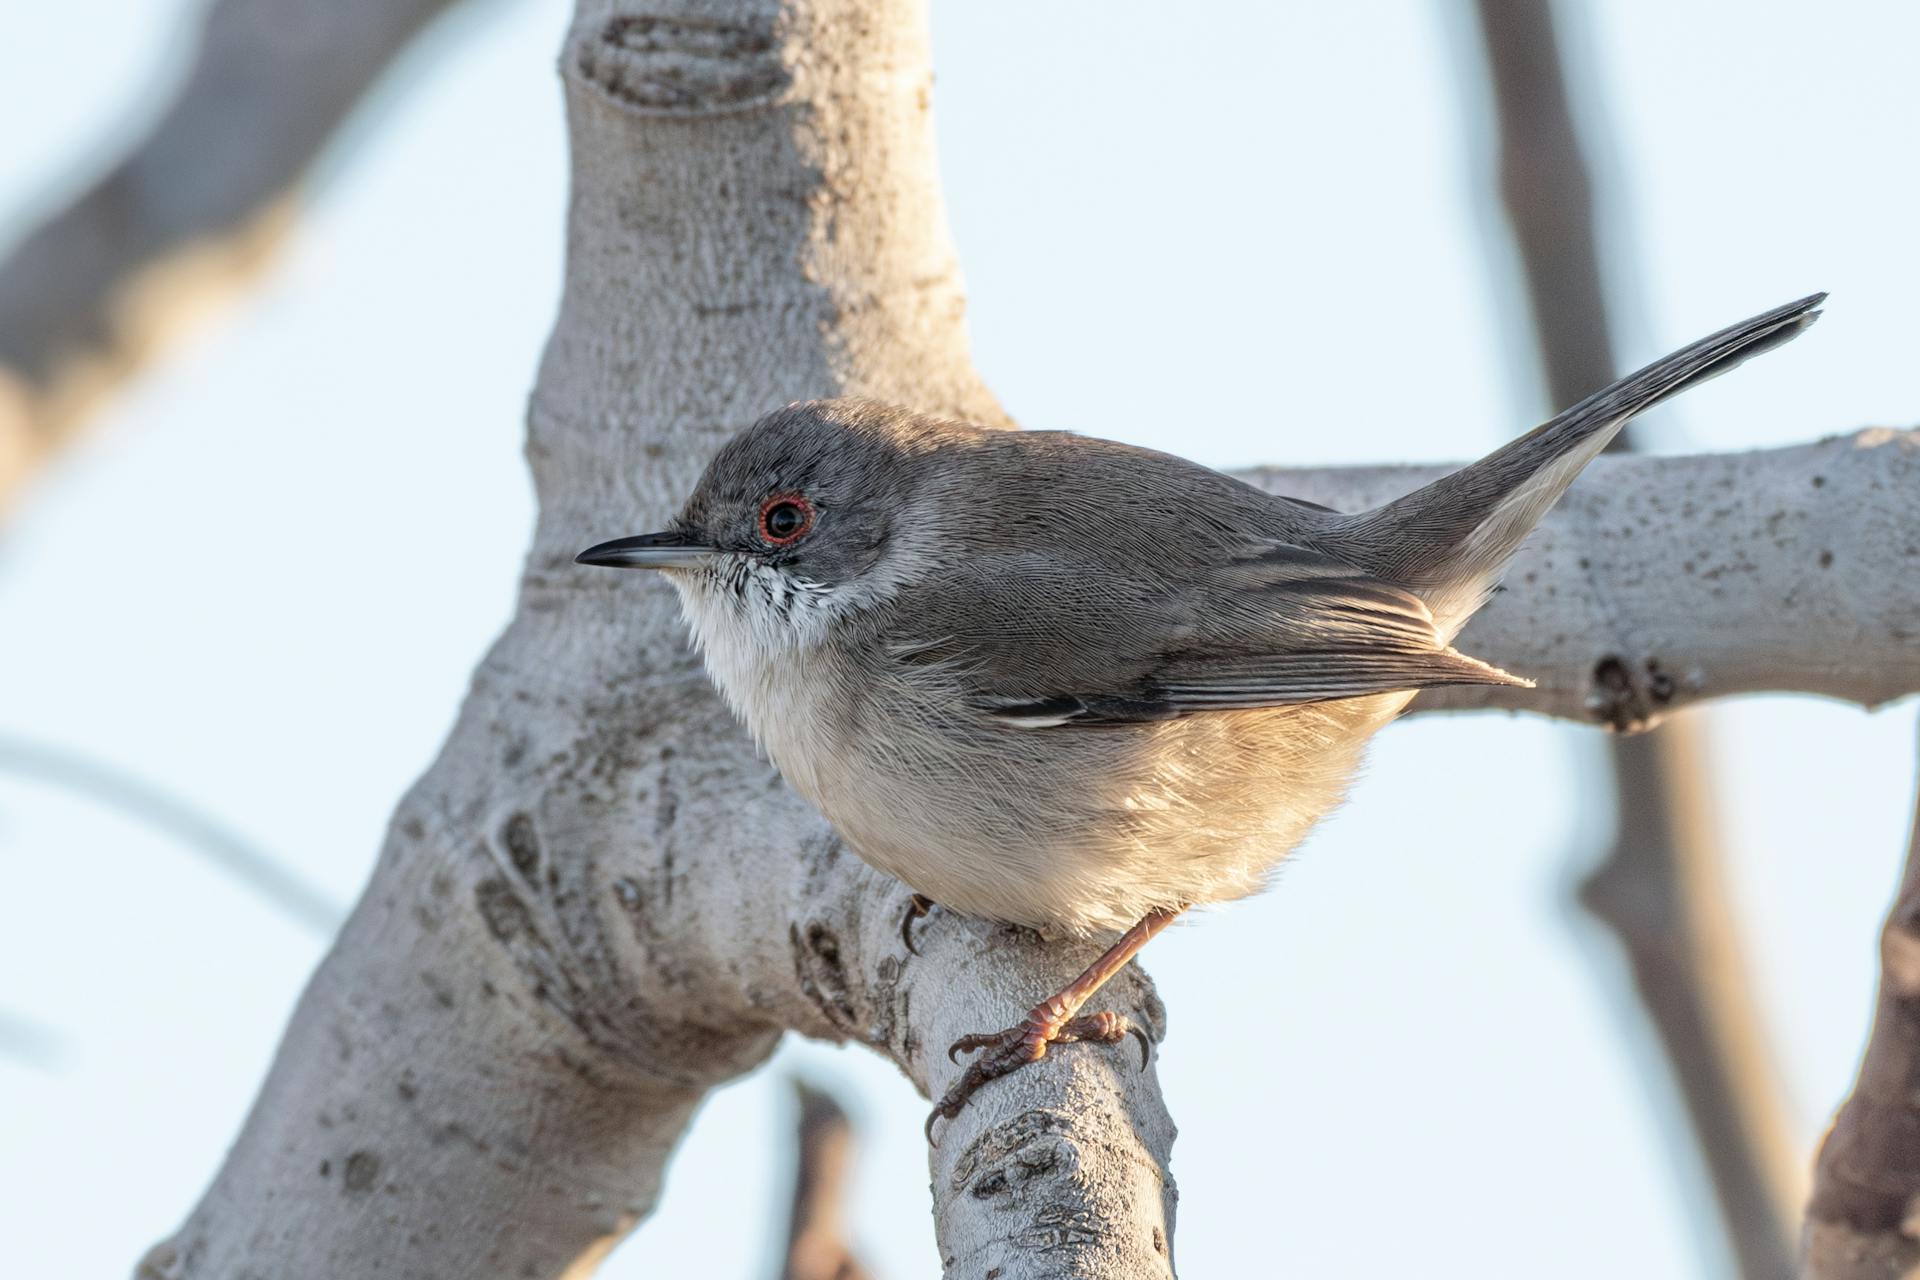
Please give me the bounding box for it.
[977,541,1528,727]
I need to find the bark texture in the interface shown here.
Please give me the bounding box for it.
[1242,428,1920,726]
[1472,4,1800,1273]
[1804,732,1920,1280]
[0,0,463,511]
[143,2,1183,1276]
[126,1,1920,1276]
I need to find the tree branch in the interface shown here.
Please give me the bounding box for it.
[0,733,339,934]
[143,2,1176,1276]
[1239,429,1920,726]
[1471,3,1800,1272]
[1804,726,1920,1279]
[136,0,1918,1275]
[0,0,465,511]
[782,1079,874,1280]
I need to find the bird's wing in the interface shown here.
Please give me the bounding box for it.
[928,541,1530,728]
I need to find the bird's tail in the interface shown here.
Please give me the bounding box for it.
[1331,292,1824,631]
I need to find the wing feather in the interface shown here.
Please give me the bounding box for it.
[975,540,1529,728]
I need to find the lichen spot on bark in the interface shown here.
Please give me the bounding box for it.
[502,811,541,880]
[342,1149,380,1194]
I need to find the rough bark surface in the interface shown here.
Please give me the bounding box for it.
[1804,730,1920,1280]
[126,1,1920,1277]
[1243,428,1920,726]
[143,2,1184,1276]
[0,0,463,510]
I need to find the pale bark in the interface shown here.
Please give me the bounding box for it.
[120,0,1920,1277]
[143,2,1180,1276]
[1803,726,1920,1280]
[0,0,464,511]
[1242,428,1920,726]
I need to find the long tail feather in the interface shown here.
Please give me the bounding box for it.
[1333,292,1824,629]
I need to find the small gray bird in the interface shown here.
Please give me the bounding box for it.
[579,294,1822,1133]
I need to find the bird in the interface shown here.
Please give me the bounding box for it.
[577,293,1823,1137]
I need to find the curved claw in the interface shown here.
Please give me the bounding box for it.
[900,893,934,957]
[927,1050,1004,1145]
[1129,1024,1152,1071]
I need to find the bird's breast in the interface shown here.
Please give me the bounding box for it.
[678,573,1405,936]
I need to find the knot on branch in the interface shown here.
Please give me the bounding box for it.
[1883,896,1920,999]
[135,1238,189,1280]
[1586,653,1681,732]
[943,1106,1174,1273]
[572,13,789,116]
[951,1109,1085,1210]
[457,803,774,1089]
[1808,1093,1920,1236]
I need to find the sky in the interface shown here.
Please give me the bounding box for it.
[1,2,1915,1277]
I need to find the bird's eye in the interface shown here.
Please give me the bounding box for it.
[757,494,814,546]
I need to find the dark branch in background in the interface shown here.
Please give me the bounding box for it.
[0,0,469,513]
[781,1079,875,1280]
[1469,3,1799,1277]
[0,734,340,934]
[1474,1,1613,409]
[1804,730,1920,1280]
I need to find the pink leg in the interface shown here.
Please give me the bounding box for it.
[926,907,1181,1143]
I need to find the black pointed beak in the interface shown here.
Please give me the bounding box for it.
[575,530,720,571]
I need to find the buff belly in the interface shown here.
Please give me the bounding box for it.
[791,690,1413,938]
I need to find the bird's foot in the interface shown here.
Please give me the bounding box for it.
[924,1008,1147,1143]
[899,893,935,956]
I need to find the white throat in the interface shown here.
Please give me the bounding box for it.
[668,556,847,751]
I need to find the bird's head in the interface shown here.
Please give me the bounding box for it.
[577,398,965,652]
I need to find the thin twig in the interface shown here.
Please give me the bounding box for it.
[0,1007,66,1071]
[0,733,340,934]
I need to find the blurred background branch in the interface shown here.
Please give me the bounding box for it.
[2,2,1911,1274]
[1804,727,1920,1280]
[1469,2,1798,1275]
[782,1079,875,1280]
[0,0,470,514]
[0,1007,66,1072]
[0,733,339,933]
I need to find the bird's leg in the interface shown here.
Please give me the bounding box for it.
[900,893,935,956]
[927,906,1181,1142]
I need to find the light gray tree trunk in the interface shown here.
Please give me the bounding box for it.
[140,1,1180,1275]
[122,1,1920,1277]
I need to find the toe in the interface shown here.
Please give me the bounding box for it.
[900,895,934,957]
[929,1011,1145,1139]
[946,1028,1011,1063]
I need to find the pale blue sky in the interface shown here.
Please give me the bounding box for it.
[1,3,1915,1277]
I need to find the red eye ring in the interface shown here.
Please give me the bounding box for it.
[757,493,815,546]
